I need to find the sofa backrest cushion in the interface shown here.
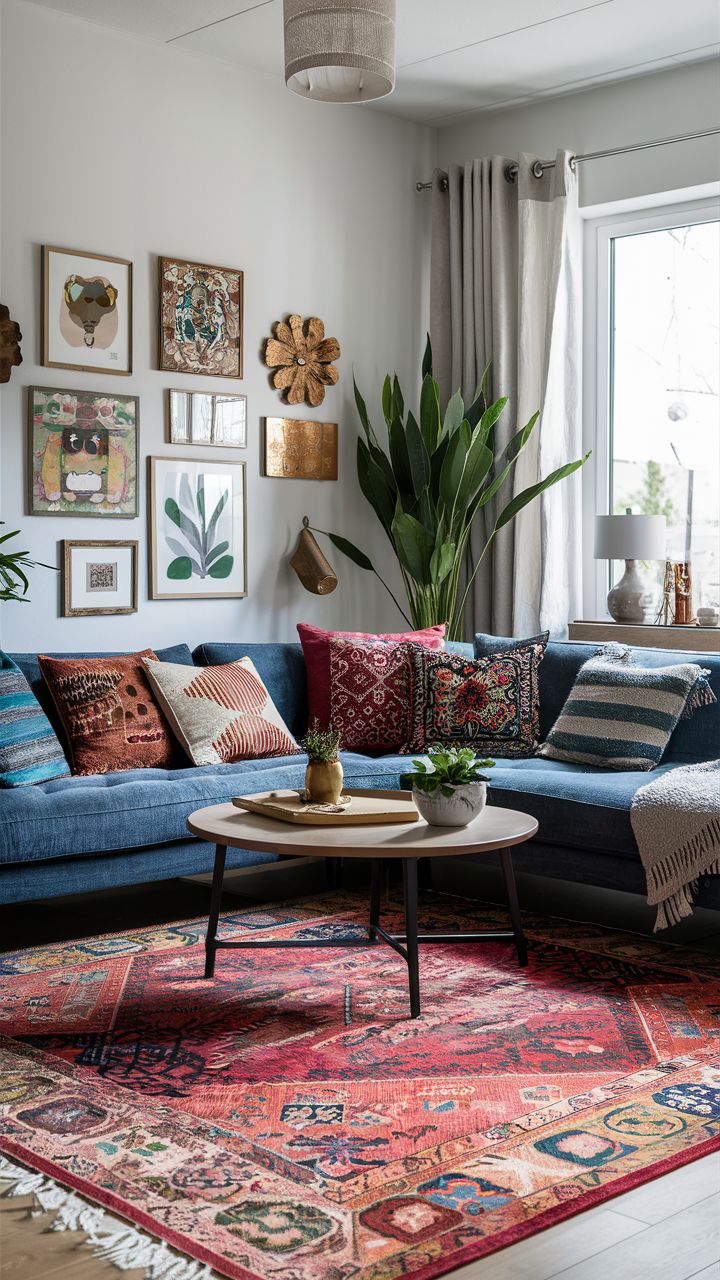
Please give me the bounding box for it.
[474,633,720,763]
[193,642,308,741]
[9,644,194,742]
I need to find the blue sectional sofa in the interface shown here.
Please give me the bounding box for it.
[1,636,718,909]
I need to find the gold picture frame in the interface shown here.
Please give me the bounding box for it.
[42,245,133,376]
[263,418,338,479]
[62,540,139,616]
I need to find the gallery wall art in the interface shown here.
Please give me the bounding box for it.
[62,539,138,616]
[29,386,138,517]
[42,246,132,375]
[264,417,338,479]
[149,456,247,600]
[159,257,243,379]
[168,390,247,447]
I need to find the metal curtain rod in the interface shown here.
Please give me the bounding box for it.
[415,126,720,190]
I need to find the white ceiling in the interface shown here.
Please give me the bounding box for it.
[24,0,720,125]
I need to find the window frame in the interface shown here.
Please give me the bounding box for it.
[581,194,720,620]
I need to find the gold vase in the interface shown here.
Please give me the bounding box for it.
[305,759,344,805]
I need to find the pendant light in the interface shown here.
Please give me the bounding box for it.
[283,0,396,104]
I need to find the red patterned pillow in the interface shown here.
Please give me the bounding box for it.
[298,621,445,730]
[406,641,547,757]
[328,638,415,753]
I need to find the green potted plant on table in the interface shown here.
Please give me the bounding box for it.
[409,746,495,827]
[300,721,344,805]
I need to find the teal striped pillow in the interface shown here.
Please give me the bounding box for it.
[0,653,70,786]
[539,645,716,771]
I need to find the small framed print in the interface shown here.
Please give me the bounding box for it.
[62,540,138,616]
[149,456,247,600]
[43,245,132,376]
[29,386,138,517]
[264,418,338,479]
[168,389,247,447]
[159,257,243,378]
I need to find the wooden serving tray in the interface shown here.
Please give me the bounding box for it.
[232,788,419,826]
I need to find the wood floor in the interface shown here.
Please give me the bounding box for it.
[2,862,719,1280]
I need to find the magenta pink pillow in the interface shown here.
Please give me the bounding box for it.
[297,621,445,732]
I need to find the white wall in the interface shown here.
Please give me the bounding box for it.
[437,60,720,208]
[0,0,434,653]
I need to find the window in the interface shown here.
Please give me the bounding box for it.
[584,200,720,620]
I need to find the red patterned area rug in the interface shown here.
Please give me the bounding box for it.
[1,891,719,1280]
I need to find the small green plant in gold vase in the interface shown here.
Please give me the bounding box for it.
[300,721,344,805]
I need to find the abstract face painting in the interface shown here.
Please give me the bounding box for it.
[159,258,243,378]
[30,387,138,517]
[43,246,132,375]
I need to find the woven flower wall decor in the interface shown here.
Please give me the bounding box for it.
[264,314,340,406]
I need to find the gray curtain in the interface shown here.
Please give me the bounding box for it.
[430,152,581,639]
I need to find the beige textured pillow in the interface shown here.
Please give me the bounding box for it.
[143,656,298,766]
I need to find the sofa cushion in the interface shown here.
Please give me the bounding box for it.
[474,634,720,763]
[144,655,299,764]
[0,751,412,866]
[38,650,177,775]
[9,645,194,741]
[193,642,308,741]
[0,654,70,787]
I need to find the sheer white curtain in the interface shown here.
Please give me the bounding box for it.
[430,151,582,638]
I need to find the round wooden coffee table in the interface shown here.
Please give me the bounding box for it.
[187,792,538,1019]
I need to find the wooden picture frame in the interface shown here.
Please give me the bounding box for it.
[159,256,243,379]
[168,389,247,447]
[62,540,138,616]
[148,455,247,600]
[29,385,139,518]
[42,245,132,376]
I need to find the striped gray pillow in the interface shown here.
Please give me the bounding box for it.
[539,645,716,771]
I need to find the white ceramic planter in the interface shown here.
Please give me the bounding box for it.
[412,781,487,827]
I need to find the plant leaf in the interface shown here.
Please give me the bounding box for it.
[207,554,234,579]
[405,412,431,497]
[388,416,415,509]
[439,422,471,514]
[422,333,433,378]
[495,453,591,531]
[206,489,229,542]
[206,540,230,566]
[164,497,204,556]
[167,555,193,580]
[165,536,202,575]
[419,374,441,454]
[354,377,381,451]
[391,510,434,584]
[327,533,374,572]
[430,539,456,585]
[442,390,465,438]
[357,437,395,534]
[381,374,393,428]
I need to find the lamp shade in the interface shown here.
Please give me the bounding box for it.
[594,514,667,561]
[283,0,396,103]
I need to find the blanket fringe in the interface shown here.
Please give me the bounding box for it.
[0,1155,213,1279]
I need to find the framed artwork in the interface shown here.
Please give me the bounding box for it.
[149,456,247,600]
[264,418,338,480]
[159,257,243,378]
[62,540,138,616]
[42,245,132,375]
[168,389,247,447]
[29,386,138,517]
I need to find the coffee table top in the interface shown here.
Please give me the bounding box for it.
[187,795,538,859]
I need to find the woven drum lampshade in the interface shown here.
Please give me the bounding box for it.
[283,0,396,103]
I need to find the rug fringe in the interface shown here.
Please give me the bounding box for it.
[0,1155,213,1279]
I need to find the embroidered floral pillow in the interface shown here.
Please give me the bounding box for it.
[406,641,547,757]
[328,637,415,754]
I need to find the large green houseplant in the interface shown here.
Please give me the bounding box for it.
[0,524,54,603]
[318,339,588,640]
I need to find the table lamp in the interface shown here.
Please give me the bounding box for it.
[594,511,666,624]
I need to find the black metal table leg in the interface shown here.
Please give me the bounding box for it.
[369,858,382,940]
[500,847,528,967]
[205,843,227,979]
[402,857,421,1018]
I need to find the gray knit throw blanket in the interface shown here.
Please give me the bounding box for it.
[631,760,720,930]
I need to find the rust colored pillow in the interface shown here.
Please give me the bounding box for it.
[297,621,445,730]
[38,650,175,775]
[328,637,416,754]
